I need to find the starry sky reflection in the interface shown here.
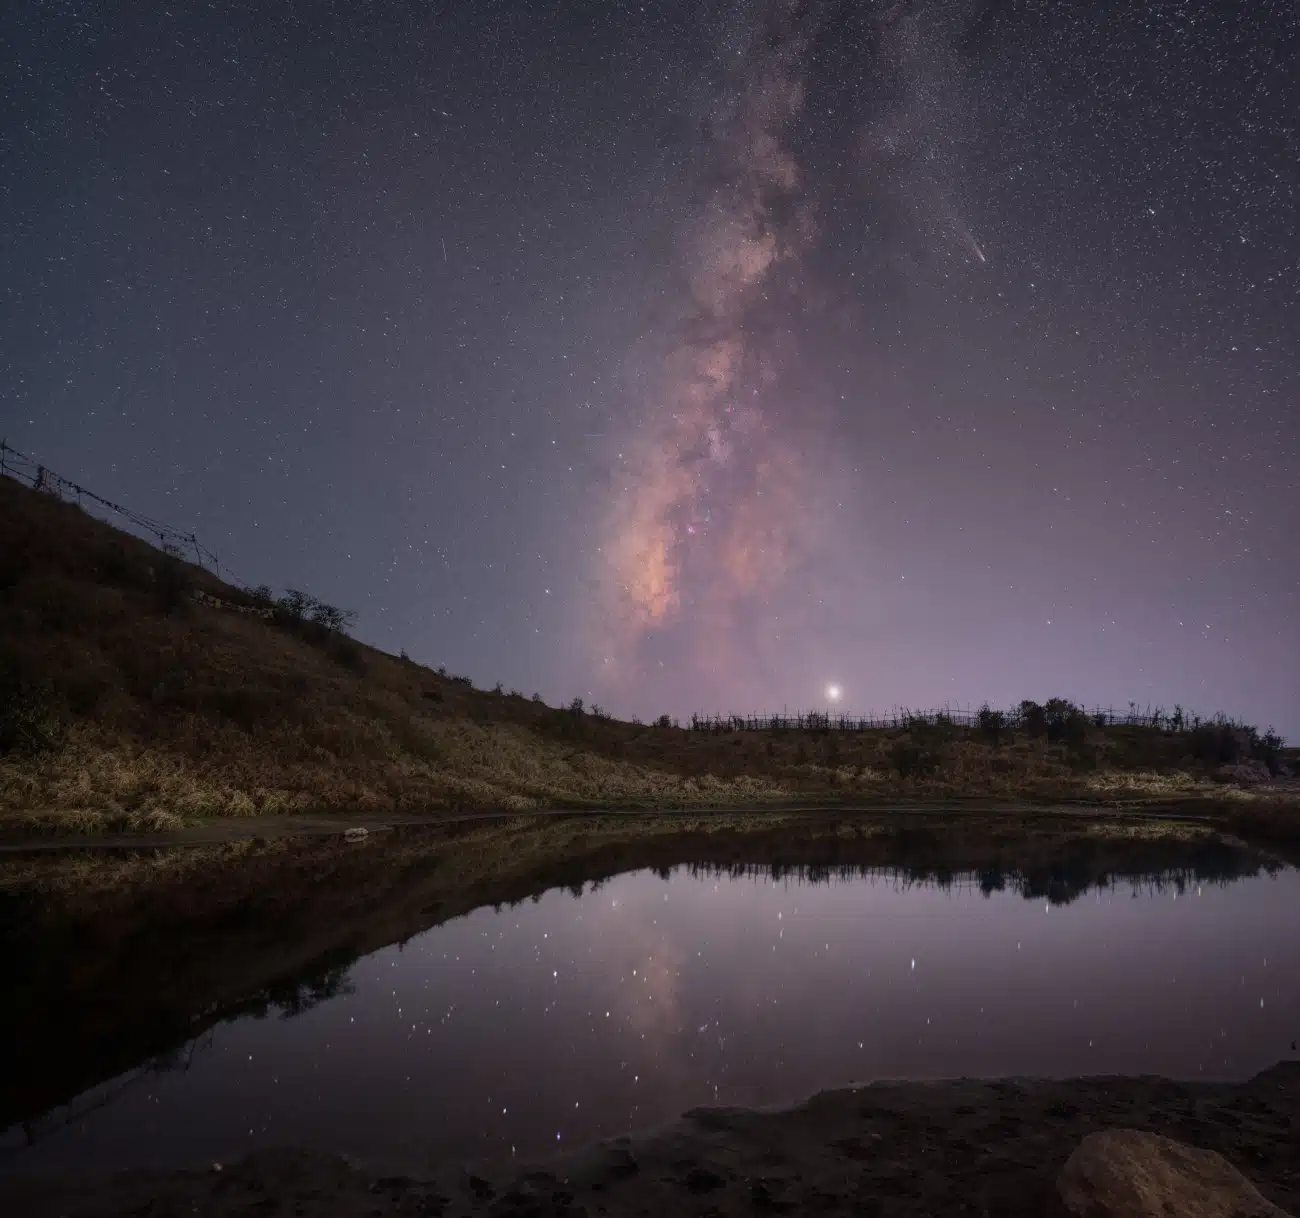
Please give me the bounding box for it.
[6,864,1299,1175]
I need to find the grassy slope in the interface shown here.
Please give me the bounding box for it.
[0,474,1293,833]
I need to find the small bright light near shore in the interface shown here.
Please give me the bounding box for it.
[826,683,842,702]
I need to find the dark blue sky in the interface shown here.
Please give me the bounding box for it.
[3,1,1296,734]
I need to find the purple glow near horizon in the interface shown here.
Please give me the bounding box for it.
[2,2,1295,734]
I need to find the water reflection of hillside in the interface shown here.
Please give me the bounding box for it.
[1,815,1288,1134]
[253,851,1279,1033]
[9,848,1297,1169]
[672,852,1280,906]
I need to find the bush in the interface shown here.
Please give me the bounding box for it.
[976,704,1006,745]
[276,588,312,623]
[1187,721,1252,766]
[310,601,357,634]
[1257,729,1284,774]
[655,714,672,729]
[1044,698,1090,747]
[1019,700,1048,739]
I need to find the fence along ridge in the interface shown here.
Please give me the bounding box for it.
[0,441,1274,741]
[0,438,236,583]
[684,703,1255,733]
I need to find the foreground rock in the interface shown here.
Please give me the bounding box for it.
[1057,1128,1291,1218]
[4,1064,1297,1218]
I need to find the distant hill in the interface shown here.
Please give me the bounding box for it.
[0,473,1292,835]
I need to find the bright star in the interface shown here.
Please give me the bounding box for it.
[825,683,842,702]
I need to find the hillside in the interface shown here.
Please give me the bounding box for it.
[0,473,1294,835]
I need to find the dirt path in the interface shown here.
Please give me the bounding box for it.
[0,799,1219,854]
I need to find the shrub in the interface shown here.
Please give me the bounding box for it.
[655,713,672,729]
[1044,698,1090,747]
[568,697,585,715]
[309,601,357,634]
[929,712,960,743]
[1019,700,1048,739]
[976,704,1006,745]
[276,588,312,623]
[1257,729,1284,774]
[1187,721,1252,766]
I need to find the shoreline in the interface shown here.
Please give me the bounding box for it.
[0,797,1230,854]
[3,810,1293,1134]
[4,1065,1298,1216]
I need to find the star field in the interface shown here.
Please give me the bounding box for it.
[11,864,1299,1172]
[2,1,1296,732]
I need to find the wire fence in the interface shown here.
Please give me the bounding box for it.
[684,703,1258,735]
[0,438,232,579]
[0,440,1279,744]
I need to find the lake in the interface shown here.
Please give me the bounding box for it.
[4,857,1297,1177]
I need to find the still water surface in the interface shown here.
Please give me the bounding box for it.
[7,863,1299,1174]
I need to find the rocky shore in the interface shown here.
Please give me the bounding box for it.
[5,1063,1297,1217]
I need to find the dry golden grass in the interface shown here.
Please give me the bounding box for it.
[0,474,1292,833]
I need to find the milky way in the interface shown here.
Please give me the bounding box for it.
[600,2,828,677]
[3,0,1296,730]
[597,0,985,691]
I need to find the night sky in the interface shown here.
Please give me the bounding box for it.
[3,1,1297,734]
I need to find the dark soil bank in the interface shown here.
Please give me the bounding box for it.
[5,1064,1298,1218]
